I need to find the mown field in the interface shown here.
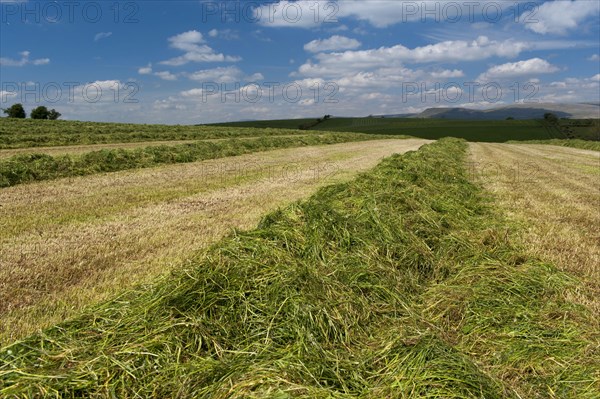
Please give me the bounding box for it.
[0,119,313,149]
[215,117,600,143]
[0,118,414,188]
[507,138,600,151]
[0,119,598,398]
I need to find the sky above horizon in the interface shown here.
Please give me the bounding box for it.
[1,0,599,124]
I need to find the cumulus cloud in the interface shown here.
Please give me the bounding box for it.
[94,32,113,42]
[184,66,264,84]
[255,1,526,29]
[588,54,600,62]
[540,74,600,103]
[430,69,465,79]
[0,90,18,102]
[0,51,49,67]
[478,58,560,80]
[137,64,178,81]
[154,71,178,81]
[522,0,600,35]
[208,29,239,40]
[304,35,361,53]
[336,0,529,28]
[186,66,244,83]
[153,98,187,111]
[297,36,529,78]
[138,64,153,75]
[160,30,241,66]
[72,80,133,104]
[246,72,265,81]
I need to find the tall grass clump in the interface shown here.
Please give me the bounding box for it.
[0,133,386,187]
[1,139,596,398]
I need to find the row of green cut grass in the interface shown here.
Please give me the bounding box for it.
[1,138,596,398]
[0,133,389,187]
[0,119,312,149]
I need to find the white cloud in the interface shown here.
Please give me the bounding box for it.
[137,63,177,81]
[154,71,178,81]
[169,30,205,51]
[297,36,529,78]
[186,66,244,83]
[32,58,50,66]
[160,30,241,66]
[183,66,264,84]
[94,32,113,42]
[180,88,206,98]
[71,80,130,104]
[207,29,239,40]
[304,35,361,53]
[153,98,187,111]
[241,106,270,114]
[0,51,50,67]
[522,0,600,35]
[430,69,465,79]
[337,0,432,28]
[478,58,560,80]
[246,72,265,81]
[0,90,18,102]
[539,74,600,103]
[138,64,153,75]
[588,54,600,62]
[255,1,527,29]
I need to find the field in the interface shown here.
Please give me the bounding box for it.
[506,139,600,151]
[0,122,428,342]
[215,117,600,142]
[0,119,314,149]
[1,119,599,398]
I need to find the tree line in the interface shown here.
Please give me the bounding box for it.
[2,103,61,120]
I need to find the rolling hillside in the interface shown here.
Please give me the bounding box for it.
[214,116,599,142]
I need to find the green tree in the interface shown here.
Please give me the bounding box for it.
[31,106,50,119]
[544,112,559,124]
[2,103,26,119]
[48,109,61,120]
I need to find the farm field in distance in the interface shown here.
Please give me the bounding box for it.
[214,117,600,142]
[0,118,315,149]
[1,118,599,398]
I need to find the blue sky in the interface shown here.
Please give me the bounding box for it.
[1,0,599,123]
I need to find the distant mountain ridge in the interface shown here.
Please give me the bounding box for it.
[379,103,599,120]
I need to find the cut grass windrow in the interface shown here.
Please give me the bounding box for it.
[506,139,600,151]
[0,119,312,149]
[0,133,388,187]
[1,138,597,398]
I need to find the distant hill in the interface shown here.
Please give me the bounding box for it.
[412,103,600,120]
[212,103,599,142]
